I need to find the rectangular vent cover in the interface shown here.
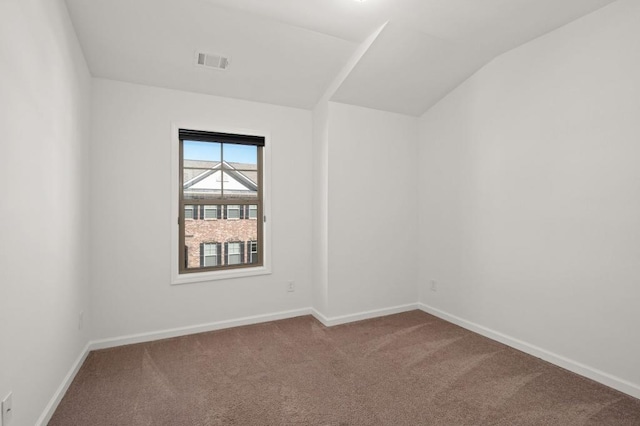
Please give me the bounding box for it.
[195,52,229,70]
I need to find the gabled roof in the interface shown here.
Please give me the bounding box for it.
[183,160,257,196]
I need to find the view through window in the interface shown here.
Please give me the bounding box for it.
[179,129,264,273]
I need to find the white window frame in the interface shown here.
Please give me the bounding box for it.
[170,123,272,285]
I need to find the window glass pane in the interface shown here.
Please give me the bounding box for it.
[249,205,258,219]
[219,170,258,199]
[184,168,224,200]
[223,144,257,168]
[227,205,240,219]
[203,243,217,267]
[183,141,221,162]
[250,240,258,264]
[183,141,222,200]
[228,243,241,254]
[204,244,216,256]
[228,242,242,265]
[184,206,194,219]
[204,205,217,219]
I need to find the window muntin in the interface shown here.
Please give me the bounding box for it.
[179,129,264,274]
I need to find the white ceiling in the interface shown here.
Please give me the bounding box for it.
[64,0,356,109]
[65,0,617,115]
[331,22,490,117]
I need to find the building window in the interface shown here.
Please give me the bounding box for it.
[200,242,221,267]
[226,241,244,265]
[184,205,194,220]
[249,240,258,264]
[249,205,258,219]
[179,129,264,274]
[226,205,240,220]
[203,205,218,220]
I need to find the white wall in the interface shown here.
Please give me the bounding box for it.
[90,79,313,339]
[312,102,330,314]
[0,0,91,424]
[327,102,419,317]
[419,0,640,393]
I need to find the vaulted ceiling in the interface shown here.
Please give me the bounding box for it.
[65,0,617,116]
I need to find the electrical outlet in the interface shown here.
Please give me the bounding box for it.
[430,280,437,292]
[2,392,12,425]
[287,281,295,292]
[78,311,84,330]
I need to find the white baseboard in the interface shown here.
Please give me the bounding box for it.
[36,341,91,426]
[311,303,418,327]
[89,307,313,350]
[418,303,640,400]
[87,303,420,352]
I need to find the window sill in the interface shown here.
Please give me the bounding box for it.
[171,265,271,285]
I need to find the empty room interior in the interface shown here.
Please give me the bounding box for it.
[2,0,640,424]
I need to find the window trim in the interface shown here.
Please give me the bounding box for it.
[170,123,272,285]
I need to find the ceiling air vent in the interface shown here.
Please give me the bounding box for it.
[195,51,230,71]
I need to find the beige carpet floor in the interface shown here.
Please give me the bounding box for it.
[50,310,640,425]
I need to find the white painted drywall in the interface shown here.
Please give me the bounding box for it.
[419,0,640,389]
[312,102,330,314]
[327,102,419,317]
[90,79,313,339]
[0,0,91,424]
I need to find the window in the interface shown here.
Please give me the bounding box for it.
[184,205,194,220]
[249,240,258,264]
[179,129,264,274]
[200,242,221,267]
[203,205,218,220]
[226,241,244,265]
[226,205,240,220]
[249,205,258,219]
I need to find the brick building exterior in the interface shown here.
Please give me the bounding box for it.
[184,204,258,268]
